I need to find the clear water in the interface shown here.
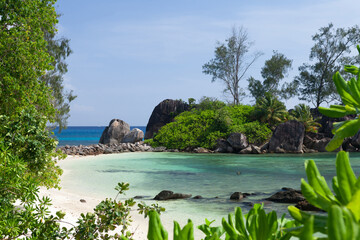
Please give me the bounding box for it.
[58,152,360,227]
[53,126,146,146]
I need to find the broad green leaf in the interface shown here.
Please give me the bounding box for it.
[336,151,357,203]
[299,215,314,240]
[304,160,334,200]
[234,207,247,237]
[318,106,347,118]
[332,177,346,204]
[348,77,360,104]
[147,210,168,240]
[346,189,360,221]
[333,72,358,106]
[301,179,332,211]
[326,119,360,151]
[221,217,239,239]
[328,206,346,240]
[345,65,359,76]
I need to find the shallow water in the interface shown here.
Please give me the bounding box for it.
[59,152,360,227]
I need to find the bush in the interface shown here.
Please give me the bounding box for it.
[231,121,272,144]
[153,110,229,149]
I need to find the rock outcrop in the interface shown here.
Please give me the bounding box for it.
[266,188,305,203]
[122,128,144,143]
[99,119,130,144]
[154,190,192,200]
[269,120,305,153]
[227,132,248,152]
[145,99,189,139]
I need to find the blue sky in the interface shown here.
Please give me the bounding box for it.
[56,0,360,126]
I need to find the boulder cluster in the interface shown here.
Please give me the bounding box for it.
[60,142,153,156]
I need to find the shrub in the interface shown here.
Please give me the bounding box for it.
[231,121,272,144]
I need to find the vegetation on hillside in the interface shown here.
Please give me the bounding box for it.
[149,98,272,149]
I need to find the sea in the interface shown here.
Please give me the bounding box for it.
[53,126,360,235]
[53,126,146,146]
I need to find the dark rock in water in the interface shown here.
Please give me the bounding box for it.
[145,99,189,139]
[134,196,144,199]
[80,199,86,203]
[193,195,203,199]
[227,132,248,151]
[154,190,192,200]
[122,128,144,143]
[269,120,305,153]
[154,190,174,200]
[99,119,130,144]
[230,192,244,200]
[266,188,305,203]
[295,200,322,211]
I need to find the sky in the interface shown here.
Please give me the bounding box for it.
[56,0,360,126]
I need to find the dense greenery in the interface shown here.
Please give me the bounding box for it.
[290,104,321,133]
[151,99,272,149]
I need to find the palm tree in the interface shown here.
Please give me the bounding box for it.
[290,104,321,133]
[253,93,288,128]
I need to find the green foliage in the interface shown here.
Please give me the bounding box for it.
[153,109,229,149]
[152,102,271,149]
[231,121,272,144]
[293,23,360,107]
[248,51,295,101]
[202,27,262,105]
[252,93,288,128]
[147,204,295,240]
[41,25,76,131]
[290,104,321,133]
[287,151,360,239]
[318,45,360,151]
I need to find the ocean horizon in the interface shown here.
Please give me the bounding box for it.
[54,126,146,146]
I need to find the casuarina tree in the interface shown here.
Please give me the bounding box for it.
[293,23,360,108]
[203,26,263,105]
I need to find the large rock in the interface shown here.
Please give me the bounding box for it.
[227,133,248,151]
[99,119,130,144]
[303,134,331,152]
[154,190,192,200]
[269,120,305,153]
[266,188,305,203]
[145,99,189,139]
[122,128,144,143]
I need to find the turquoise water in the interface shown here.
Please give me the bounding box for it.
[53,126,146,146]
[59,152,360,227]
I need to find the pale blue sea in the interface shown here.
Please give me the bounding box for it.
[53,126,146,146]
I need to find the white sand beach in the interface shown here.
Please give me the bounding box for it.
[38,155,205,239]
[39,156,150,239]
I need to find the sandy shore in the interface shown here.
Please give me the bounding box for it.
[38,155,207,239]
[39,156,149,239]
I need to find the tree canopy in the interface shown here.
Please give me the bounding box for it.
[293,23,360,108]
[248,51,295,101]
[202,27,263,105]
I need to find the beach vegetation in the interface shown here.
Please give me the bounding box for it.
[248,51,296,101]
[202,27,263,105]
[290,104,321,133]
[251,93,288,129]
[151,99,272,149]
[293,23,360,108]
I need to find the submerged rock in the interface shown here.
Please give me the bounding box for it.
[266,187,305,203]
[230,192,244,200]
[154,190,192,200]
